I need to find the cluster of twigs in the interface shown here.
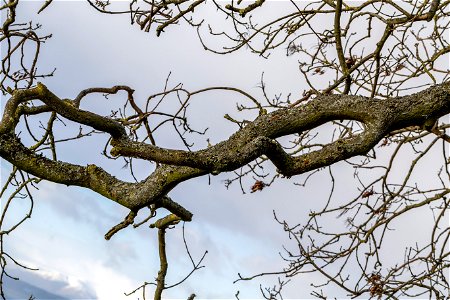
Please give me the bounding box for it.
[1,0,450,299]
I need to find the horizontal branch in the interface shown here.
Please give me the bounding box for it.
[0,132,206,210]
[1,81,450,213]
[111,82,450,175]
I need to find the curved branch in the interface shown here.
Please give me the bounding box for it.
[1,82,450,212]
[111,82,450,174]
[0,132,206,210]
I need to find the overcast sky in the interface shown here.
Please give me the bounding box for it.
[1,2,314,298]
[1,1,447,299]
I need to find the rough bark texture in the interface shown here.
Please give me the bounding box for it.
[2,1,450,298]
[1,82,450,212]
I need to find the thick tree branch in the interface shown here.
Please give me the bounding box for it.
[34,83,127,138]
[2,1,450,298]
[1,82,450,212]
[111,82,450,174]
[0,133,206,210]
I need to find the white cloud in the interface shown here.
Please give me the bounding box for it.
[8,242,138,299]
[80,262,136,300]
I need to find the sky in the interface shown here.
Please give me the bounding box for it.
[1,2,315,298]
[0,1,448,299]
